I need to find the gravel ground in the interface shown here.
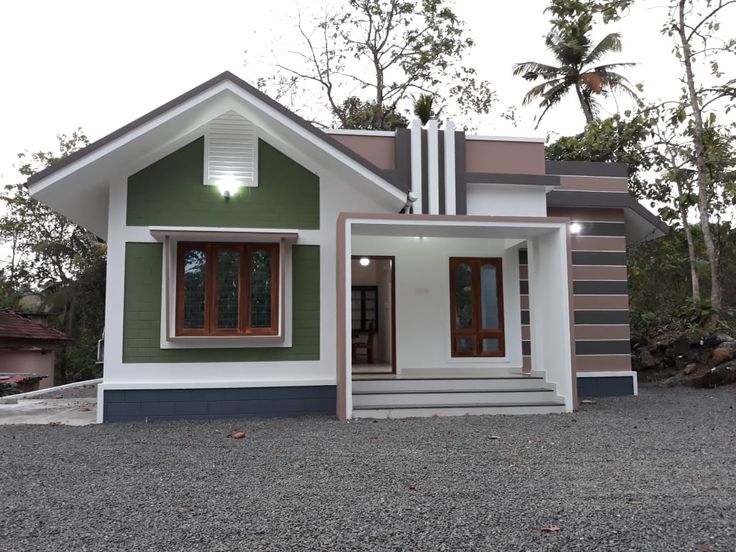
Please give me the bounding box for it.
[1,384,735,551]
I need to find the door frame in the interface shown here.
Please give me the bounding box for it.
[350,255,396,374]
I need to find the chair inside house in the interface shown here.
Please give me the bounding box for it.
[352,323,375,365]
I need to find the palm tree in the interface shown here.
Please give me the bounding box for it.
[513,28,638,128]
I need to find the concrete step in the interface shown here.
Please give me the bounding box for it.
[352,377,548,393]
[351,403,567,419]
[352,388,558,408]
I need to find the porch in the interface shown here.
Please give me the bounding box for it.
[337,214,577,420]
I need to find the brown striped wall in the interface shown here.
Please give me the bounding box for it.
[520,206,631,373]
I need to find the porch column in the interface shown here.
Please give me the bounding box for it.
[526,227,576,411]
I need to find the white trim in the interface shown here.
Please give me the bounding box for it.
[427,120,439,215]
[465,135,545,143]
[100,377,334,391]
[324,129,395,137]
[410,120,423,215]
[3,378,103,400]
[576,370,638,396]
[443,120,456,216]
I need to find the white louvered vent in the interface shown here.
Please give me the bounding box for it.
[205,111,258,188]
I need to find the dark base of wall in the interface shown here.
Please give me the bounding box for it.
[577,376,635,397]
[104,385,336,422]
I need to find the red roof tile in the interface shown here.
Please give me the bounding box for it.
[0,310,69,341]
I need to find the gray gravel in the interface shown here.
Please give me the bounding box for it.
[1,384,735,551]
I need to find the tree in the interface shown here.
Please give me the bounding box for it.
[513,0,638,127]
[0,130,107,383]
[663,0,736,316]
[259,0,495,129]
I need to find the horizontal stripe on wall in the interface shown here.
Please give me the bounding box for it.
[520,280,529,294]
[521,310,530,324]
[578,375,634,397]
[519,249,528,264]
[574,325,631,340]
[522,340,531,355]
[522,324,631,341]
[572,251,627,266]
[574,222,626,237]
[575,310,630,325]
[576,340,631,355]
[559,175,628,193]
[574,295,629,309]
[520,265,628,281]
[573,280,629,295]
[547,207,625,222]
[575,355,632,371]
[572,265,628,281]
[571,236,626,252]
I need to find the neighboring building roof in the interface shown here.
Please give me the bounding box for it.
[0,310,69,342]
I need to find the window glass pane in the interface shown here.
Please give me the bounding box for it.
[250,249,272,328]
[482,338,500,353]
[480,263,499,329]
[217,250,240,329]
[456,338,473,354]
[183,249,207,329]
[454,263,474,329]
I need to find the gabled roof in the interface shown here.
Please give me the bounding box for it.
[0,310,68,342]
[25,71,403,193]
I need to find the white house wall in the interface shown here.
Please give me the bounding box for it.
[466,183,548,217]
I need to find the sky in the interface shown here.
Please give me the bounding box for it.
[0,0,693,186]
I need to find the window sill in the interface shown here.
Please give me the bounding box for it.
[161,334,289,349]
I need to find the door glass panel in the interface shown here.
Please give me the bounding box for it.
[480,263,499,329]
[455,338,473,354]
[217,249,240,329]
[482,338,500,353]
[249,249,272,328]
[183,249,207,329]
[454,263,474,329]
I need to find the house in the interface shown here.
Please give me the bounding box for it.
[25,72,667,422]
[0,309,69,391]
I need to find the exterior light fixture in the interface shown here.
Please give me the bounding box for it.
[359,257,370,267]
[216,178,239,200]
[569,222,583,234]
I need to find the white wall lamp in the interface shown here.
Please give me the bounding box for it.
[359,257,371,267]
[569,222,583,234]
[216,178,240,200]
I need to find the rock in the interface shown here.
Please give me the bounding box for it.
[692,361,736,388]
[637,348,658,370]
[711,341,736,366]
[684,363,698,375]
[703,332,735,349]
[675,356,691,370]
[673,336,691,356]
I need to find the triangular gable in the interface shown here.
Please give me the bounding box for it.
[25,72,407,236]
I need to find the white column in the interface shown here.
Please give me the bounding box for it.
[426,120,439,215]
[410,119,423,214]
[526,228,575,411]
[443,120,456,215]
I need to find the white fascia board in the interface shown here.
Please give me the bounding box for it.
[325,129,395,137]
[466,135,546,143]
[27,82,233,197]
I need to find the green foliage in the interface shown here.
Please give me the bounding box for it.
[514,0,639,127]
[263,0,495,128]
[546,113,654,192]
[338,96,409,130]
[0,131,106,384]
[413,93,438,125]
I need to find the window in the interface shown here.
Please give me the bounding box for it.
[176,242,279,336]
[351,286,378,332]
[449,257,504,357]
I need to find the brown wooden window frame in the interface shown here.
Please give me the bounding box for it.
[175,241,279,337]
[449,257,505,357]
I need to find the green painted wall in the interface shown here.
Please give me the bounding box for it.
[126,138,319,229]
[122,243,320,363]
